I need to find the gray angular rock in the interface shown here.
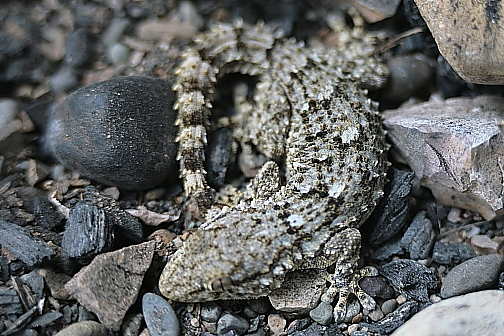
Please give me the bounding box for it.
[65,241,155,331]
[383,95,504,220]
[401,211,435,260]
[431,242,476,265]
[62,201,114,259]
[361,301,421,335]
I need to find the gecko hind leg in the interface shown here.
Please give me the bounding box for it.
[306,227,377,323]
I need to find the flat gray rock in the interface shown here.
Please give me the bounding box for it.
[392,290,504,336]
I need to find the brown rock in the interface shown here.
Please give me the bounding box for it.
[414,0,504,84]
[382,95,504,220]
[268,270,325,314]
[352,0,402,23]
[65,241,156,331]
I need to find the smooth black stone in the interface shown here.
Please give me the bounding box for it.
[46,76,178,190]
[206,127,232,189]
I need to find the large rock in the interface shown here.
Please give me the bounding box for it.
[392,290,504,336]
[383,95,504,220]
[414,0,504,84]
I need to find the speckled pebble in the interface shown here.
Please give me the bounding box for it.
[367,307,384,322]
[267,314,286,335]
[46,76,178,190]
[431,242,476,265]
[380,260,437,302]
[142,293,179,336]
[217,313,249,335]
[381,299,398,315]
[200,302,222,323]
[392,290,504,336]
[309,301,333,325]
[440,254,504,298]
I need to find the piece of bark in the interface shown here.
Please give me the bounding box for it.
[383,95,504,220]
[62,201,114,259]
[0,221,54,267]
[65,241,155,331]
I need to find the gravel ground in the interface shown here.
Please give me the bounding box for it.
[1,1,504,336]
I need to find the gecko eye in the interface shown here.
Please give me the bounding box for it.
[210,277,233,292]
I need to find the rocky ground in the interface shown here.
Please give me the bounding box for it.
[1,0,504,336]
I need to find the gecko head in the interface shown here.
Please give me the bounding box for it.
[158,249,240,302]
[158,218,284,302]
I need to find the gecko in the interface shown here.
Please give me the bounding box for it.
[159,13,389,322]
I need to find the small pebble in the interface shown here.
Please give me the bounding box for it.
[267,314,286,335]
[64,28,91,68]
[381,299,398,315]
[107,43,130,66]
[102,18,130,46]
[217,313,249,335]
[396,295,407,305]
[142,293,179,336]
[392,290,504,336]
[50,67,79,93]
[54,321,108,336]
[359,276,395,300]
[200,302,222,323]
[309,301,333,325]
[0,98,18,128]
[367,307,384,322]
[429,294,442,304]
[470,234,499,254]
[440,254,504,298]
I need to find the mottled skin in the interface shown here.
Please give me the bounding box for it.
[160,18,389,321]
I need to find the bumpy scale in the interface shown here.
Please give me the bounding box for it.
[162,18,389,321]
